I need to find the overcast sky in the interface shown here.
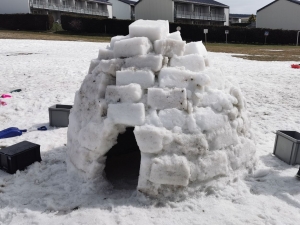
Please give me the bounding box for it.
[212,0,274,14]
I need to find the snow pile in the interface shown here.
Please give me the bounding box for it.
[67,20,256,198]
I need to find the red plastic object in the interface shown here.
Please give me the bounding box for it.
[291,64,300,69]
[1,94,11,98]
[0,100,7,106]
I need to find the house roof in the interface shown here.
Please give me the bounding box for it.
[118,0,138,5]
[257,0,300,12]
[229,14,252,18]
[173,0,229,8]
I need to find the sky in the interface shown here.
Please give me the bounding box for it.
[219,0,274,14]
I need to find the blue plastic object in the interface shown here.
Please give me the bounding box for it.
[0,127,27,139]
[37,126,47,131]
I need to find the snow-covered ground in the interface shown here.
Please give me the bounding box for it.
[0,39,300,225]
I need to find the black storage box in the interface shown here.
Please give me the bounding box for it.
[0,141,41,174]
[273,131,300,165]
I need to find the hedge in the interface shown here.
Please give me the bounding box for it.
[61,14,299,45]
[0,14,53,31]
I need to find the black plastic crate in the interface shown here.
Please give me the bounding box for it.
[49,104,72,127]
[273,131,300,165]
[0,141,41,174]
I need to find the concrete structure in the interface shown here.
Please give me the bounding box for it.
[109,0,136,20]
[229,14,252,25]
[0,0,112,21]
[135,0,229,26]
[257,0,300,30]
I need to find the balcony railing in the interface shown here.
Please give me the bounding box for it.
[30,1,109,17]
[175,11,226,22]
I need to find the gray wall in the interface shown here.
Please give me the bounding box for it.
[0,0,30,14]
[257,0,300,30]
[135,0,174,22]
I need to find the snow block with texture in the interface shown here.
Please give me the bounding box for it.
[159,67,210,90]
[149,155,190,186]
[170,54,205,72]
[88,59,100,74]
[158,108,186,130]
[116,69,155,89]
[167,31,182,41]
[154,39,186,58]
[98,47,114,60]
[124,54,164,72]
[129,20,169,42]
[94,59,124,76]
[147,88,187,110]
[105,84,143,103]
[110,35,129,49]
[184,41,208,57]
[107,103,145,126]
[134,125,166,154]
[113,37,153,58]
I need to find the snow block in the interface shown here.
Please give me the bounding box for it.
[149,155,190,186]
[159,67,210,91]
[98,47,114,60]
[158,108,186,130]
[134,125,166,154]
[116,69,155,89]
[110,35,129,49]
[147,88,187,110]
[88,59,100,74]
[124,54,164,72]
[114,37,153,58]
[170,54,205,72]
[154,39,186,57]
[129,20,169,42]
[107,103,145,126]
[167,31,182,41]
[93,59,124,76]
[105,84,143,103]
[184,41,208,57]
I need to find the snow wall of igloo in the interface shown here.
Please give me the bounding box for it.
[66,20,256,198]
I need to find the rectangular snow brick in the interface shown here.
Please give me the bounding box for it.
[0,141,41,174]
[93,59,124,76]
[113,37,153,58]
[134,125,165,154]
[147,88,187,110]
[170,54,205,72]
[124,54,164,72]
[88,59,100,74]
[159,67,210,90]
[98,47,114,60]
[129,20,169,42]
[184,41,208,57]
[167,31,182,41]
[105,84,143,103]
[116,69,155,89]
[107,103,145,126]
[149,155,190,186]
[154,39,186,57]
[110,35,129,49]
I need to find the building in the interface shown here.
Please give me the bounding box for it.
[0,0,112,21]
[109,0,137,20]
[135,0,229,25]
[256,0,300,30]
[229,14,252,25]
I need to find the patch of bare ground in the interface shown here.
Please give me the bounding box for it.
[206,43,300,62]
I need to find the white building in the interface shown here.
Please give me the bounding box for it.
[0,0,112,21]
[256,0,300,30]
[229,14,252,25]
[135,0,229,26]
[109,0,136,20]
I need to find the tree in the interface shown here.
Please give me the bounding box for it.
[248,14,256,23]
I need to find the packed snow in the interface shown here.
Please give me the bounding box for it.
[1,36,300,224]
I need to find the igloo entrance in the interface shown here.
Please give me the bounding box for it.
[104,127,141,189]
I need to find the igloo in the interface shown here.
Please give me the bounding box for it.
[67,20,256,198]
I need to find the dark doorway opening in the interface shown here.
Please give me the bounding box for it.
[104,127,141,190]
